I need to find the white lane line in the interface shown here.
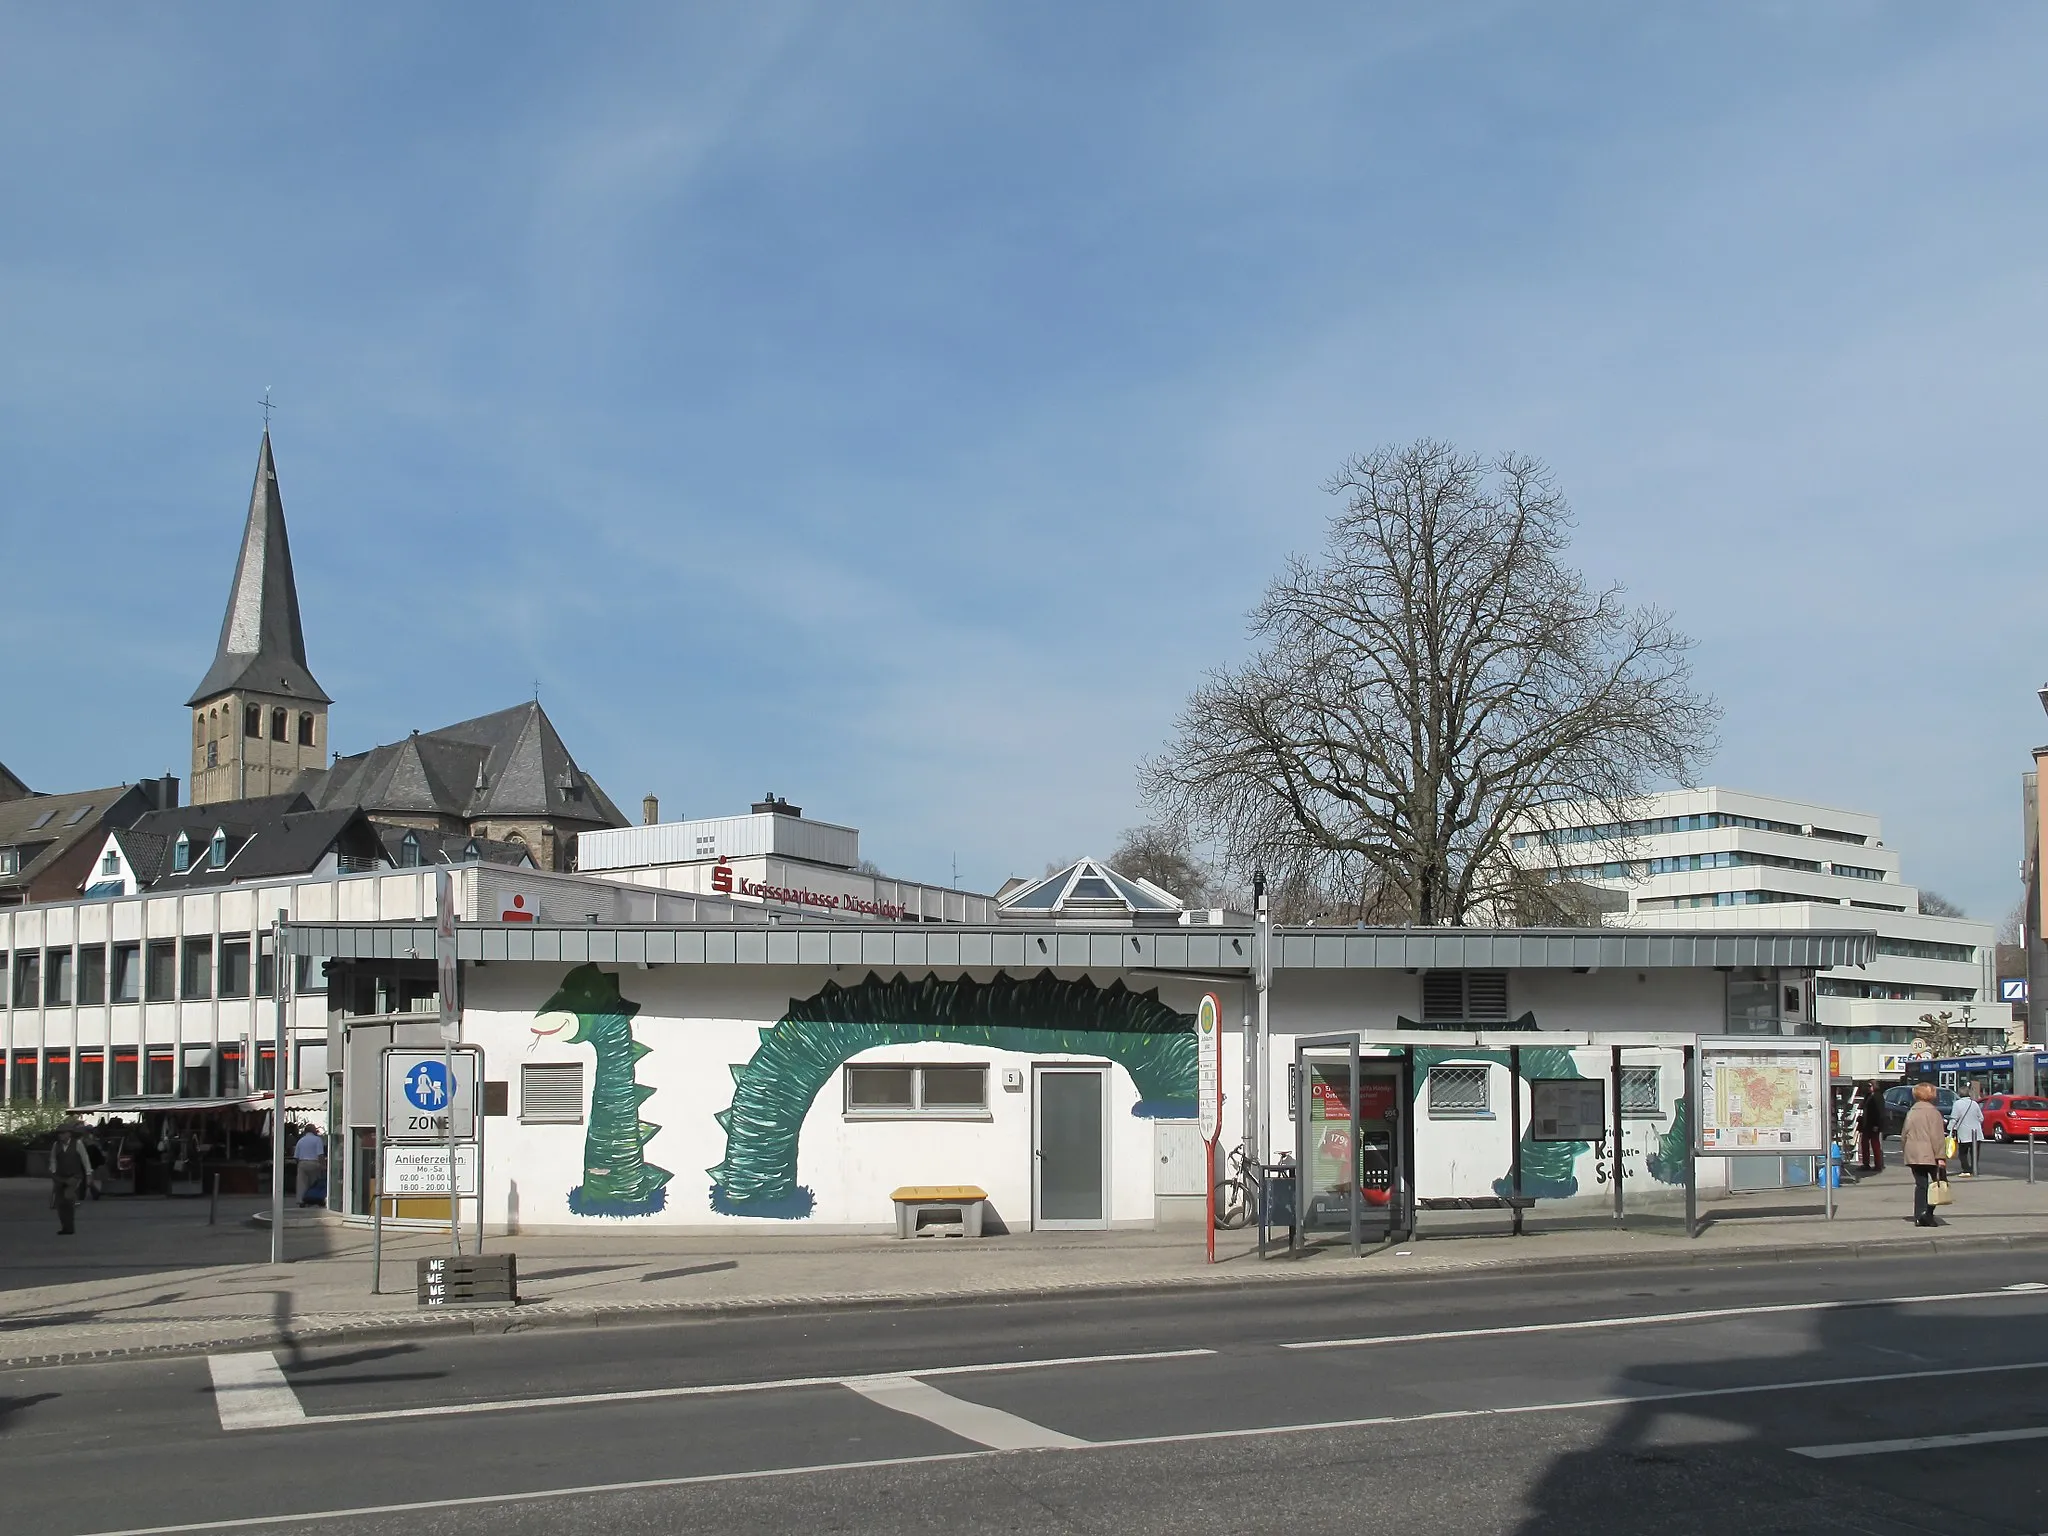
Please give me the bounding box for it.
[75,1357,2048,1535]
[846,1375,1086,1450]
[1282,1286,2048,1352]
[1793,1425,2048,1460]
[207,1352,306,1432]
[307,1346,1212,1427]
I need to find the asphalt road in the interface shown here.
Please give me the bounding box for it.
[4,1246,2048,1535]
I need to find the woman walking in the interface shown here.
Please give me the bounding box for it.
[1902,1083,1949,1227]
[1948,1084,1986,1177]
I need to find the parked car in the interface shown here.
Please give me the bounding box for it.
[1979,1095,2048,1142]
[1881,1083,1955,1137]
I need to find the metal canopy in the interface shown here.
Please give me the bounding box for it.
[285,921,1873,973]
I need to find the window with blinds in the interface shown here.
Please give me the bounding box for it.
[521,1062,585,1123]
[1420,970,1509,1022]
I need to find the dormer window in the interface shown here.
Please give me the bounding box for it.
[399,832,422,869]
[0,848,18,876]
[101,849,119,876]
[209,829,229,869]
[172,832,191,872]
[462,840,481,862]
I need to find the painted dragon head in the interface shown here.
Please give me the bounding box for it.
[532,962,640,1043]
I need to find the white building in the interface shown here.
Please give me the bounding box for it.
[578,795,995,925]
[1509,788,1998,1077]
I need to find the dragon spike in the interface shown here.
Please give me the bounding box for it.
[639,1119,660,1142]
[729,1063,747,1083]
[758,1025,778,1046]
[706,1163,727,1181]
[629,1039,652,1062]
[634,1083,655,1107]
[713,1107,733,1132]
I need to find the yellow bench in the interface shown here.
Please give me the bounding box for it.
[890,1185,989,1238]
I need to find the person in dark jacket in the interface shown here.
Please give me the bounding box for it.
[1857,1080,1886,1171]
[1901,1083,1949,1227]
[50,1123,95,1236]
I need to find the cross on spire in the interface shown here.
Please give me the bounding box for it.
[258,387,276,430]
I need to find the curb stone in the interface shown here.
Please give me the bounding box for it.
[2,1225,2043,1371]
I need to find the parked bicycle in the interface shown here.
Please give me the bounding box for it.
[1214,1145,1291,1229]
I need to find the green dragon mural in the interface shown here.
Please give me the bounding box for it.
[1403,1043,1685,1200]
[533,964,672,1217]
[711,970,1196,1218]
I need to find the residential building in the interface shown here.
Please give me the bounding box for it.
[1509,787,1999,1075]
[0,774,180,908]
[85,795,392,898]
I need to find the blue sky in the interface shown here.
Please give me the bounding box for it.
[2,6,2044,917]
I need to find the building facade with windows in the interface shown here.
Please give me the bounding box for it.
[1509,788,1999,1076]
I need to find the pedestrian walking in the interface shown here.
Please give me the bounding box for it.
[293,1124,327,1206]
[1857,1080,1886,1171]
[1902,1082,1949,1227]
[1948,1083,1986,1177]
[50,1122,95,1236]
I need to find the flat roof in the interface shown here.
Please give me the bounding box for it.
[283,922,1874,973]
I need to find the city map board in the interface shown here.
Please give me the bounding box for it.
[1697,1043,1825,1154]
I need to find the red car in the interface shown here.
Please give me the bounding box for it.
[1979,1095,2048,1142]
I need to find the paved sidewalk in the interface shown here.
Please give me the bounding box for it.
[1,1166,2042,1366]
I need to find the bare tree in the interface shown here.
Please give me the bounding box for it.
[1917,890,1966,918]
[1998,898,2025,948]
[1108,824,1217,907]
[1142,441,1719,926]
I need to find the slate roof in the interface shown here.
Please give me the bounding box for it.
[116,795,386,890]
[0,782,161,900]
[302,702,626,828]
[375,824,537,870]
[188,432,331,707]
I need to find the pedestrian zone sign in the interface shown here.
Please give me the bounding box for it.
[382,1048,480,1143]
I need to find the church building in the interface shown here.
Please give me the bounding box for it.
[185,433,625,870]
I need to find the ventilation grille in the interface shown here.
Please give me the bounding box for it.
[1466,971,1509,1021]
[1421,970,1509,1021]
[521,1062,584,1123]
[1422,971,1466,1021]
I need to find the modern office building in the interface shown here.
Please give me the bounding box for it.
[1510,788,1999,1077]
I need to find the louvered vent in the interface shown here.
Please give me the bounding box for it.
[1466,971,1509,1021]
[521,1062,584,1123]
[1421,971,1466,1021]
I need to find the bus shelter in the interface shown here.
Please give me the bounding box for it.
[1289,1030,1822,1256]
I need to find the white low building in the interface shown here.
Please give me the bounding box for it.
[1509,788,1999,1079]
[578,795,994,925]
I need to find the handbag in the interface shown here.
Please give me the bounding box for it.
[1946,1135,1958,1160]
[1928,1174,1954,1207]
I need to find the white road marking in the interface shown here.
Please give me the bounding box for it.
[308,1346,1212,1426]
[1793,1425,2048,1459]
[846,1375,1086,1449]
[1282,1286,2047,1352]
[207,1352,306,1432]
[76,1357,2048,1535]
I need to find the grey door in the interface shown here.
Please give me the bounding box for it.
[1035,1067,1107,1228]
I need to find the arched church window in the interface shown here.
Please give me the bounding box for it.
[298,713,314,747]
[245,704,261,738]
[271,708,288,741]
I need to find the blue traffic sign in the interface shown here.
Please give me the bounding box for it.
[403,1060,452,1111]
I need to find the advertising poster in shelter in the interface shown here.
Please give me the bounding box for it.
[1305,1066,1395,1207]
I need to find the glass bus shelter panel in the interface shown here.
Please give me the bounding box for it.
[1300,1060,1399,1235]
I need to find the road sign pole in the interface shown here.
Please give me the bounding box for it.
[437,871,461,1259]
[1197,993,1222,1265]
[270,909,288,1265]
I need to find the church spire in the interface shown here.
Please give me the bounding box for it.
[187,431,331,707]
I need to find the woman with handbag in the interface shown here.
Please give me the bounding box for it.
[1902,1083,1950,1228]
[50,1122,95,1237]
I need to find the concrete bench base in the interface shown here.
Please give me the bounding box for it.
[1416,1195,1538,1211]
[891,1185,989,1239]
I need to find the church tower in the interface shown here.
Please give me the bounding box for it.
[187,432,331,805]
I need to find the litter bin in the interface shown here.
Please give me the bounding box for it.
[1258,1160,1297,1255]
